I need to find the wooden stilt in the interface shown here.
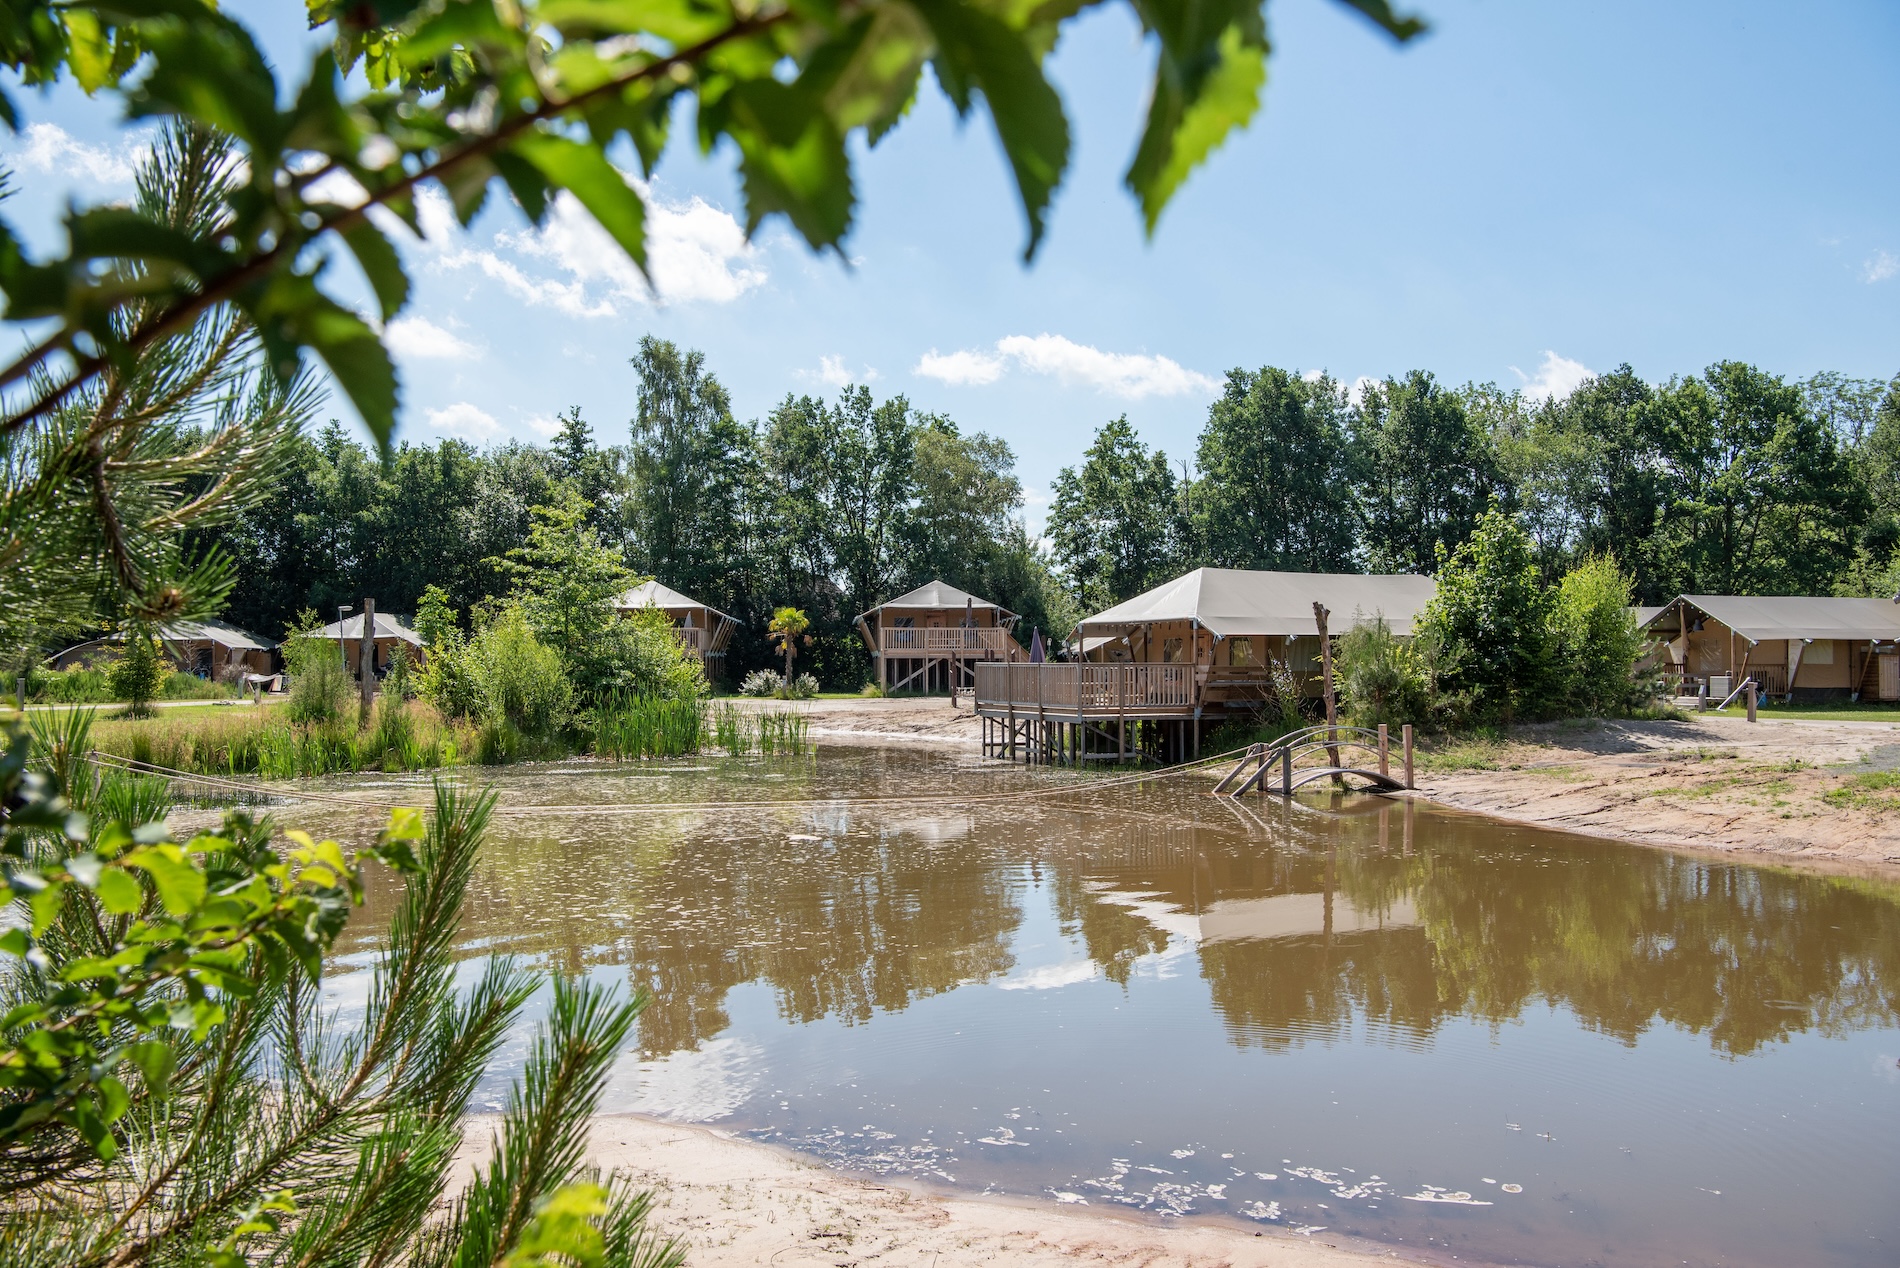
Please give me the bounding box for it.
[1402,724,1414,789]
[1378,724,1389,779]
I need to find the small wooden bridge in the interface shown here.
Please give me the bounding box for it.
[1212,724,1414,797]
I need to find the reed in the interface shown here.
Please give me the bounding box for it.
[89,699,472,778]
[706,704,811,756]
[711,702,751,756]
[591,693,704,759]
[755,709,811,756]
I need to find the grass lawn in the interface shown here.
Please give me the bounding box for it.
[1751,703,1900,724]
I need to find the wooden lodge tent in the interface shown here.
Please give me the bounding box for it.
[300,612,426,681]
[613,580,737,671]
[1641,595,1900,702]
[856,579,1027,694]
[51,619,277,678]
[975,567,1436,764]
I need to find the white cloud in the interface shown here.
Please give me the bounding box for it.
[523,413,563,438]
[1511,350,1594,403]
[996,334,1219,398]
[11,122,138,185]
[422,401,500,439]
[914,347,1006,386]
[1348,376,1379,406]
[996,960,1099,991]
[798,355,880,389]
[384,315,478,360]
[1865,250,1899,284]
[916,336,1218,397]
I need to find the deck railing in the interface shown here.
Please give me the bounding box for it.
[973,662,1193,712]
[882,626,1013,654]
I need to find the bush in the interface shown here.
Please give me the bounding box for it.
[740,668,782,697]
[788,672,820,700]
[1336,614,1434,729]
[1549,555,1655,716]
[107,628,167,715]
[385,640,417,701]
[580,606,708,704]
[31,663,113,703]
[466,605,573,737]
[1417,509,1556,723]
[285,609,353,724]
[419,629,484,720]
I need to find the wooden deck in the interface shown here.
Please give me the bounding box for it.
[883,627,1015,655]
[973,663,1195,717]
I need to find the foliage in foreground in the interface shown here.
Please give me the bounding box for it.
[0,713,680,1268]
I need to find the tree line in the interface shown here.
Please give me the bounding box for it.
[190,342,1896,688]
[1054,363,1896,613]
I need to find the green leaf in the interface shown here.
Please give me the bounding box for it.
[125,1040,175,1100]
[0,929,28,958]
[339,221,410,322]
[714,79,854,250]
[128,850,206,916]
[71,1094,118,1161]
[1124,24,1266,234]
[94,867,144,914]
[1332,0,1429,41]
[130,11,287,153]
[910,0,1069,259]
[511,132,648,274]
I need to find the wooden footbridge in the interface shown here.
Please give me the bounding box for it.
[1212,724,1414,796]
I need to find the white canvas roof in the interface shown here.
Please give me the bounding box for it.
[157,618,273,650]
[859,580,1016,621]
[615,580,734,624]
[1647,595,1900,643]
[1075,568,1437,640]
[303,613,424,644]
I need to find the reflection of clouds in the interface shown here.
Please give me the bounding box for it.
[997,960,1099,991]
[610,1035,763,1120]
[885,814,971,845]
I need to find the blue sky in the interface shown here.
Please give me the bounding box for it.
[5,0,1897,527]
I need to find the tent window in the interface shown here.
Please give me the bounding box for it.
[1162,638,1185,664]
[891,617,914,628]
[1806,640,1834,665]
[1230,637,1256,667]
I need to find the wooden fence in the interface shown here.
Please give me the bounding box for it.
[973,662,1194,713]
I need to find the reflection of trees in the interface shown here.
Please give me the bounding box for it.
[1062,801,1900,1058]
[349,805,1021,1059]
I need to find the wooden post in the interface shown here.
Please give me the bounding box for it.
[1378,724,1389,779]
[359,598,376,714]
[1402,724,1414,789]
[1281,743,1292,795]
[1313,602,1341,774]
[1746,680,1757,723]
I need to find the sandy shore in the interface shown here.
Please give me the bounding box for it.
[458,1113,1422,1267]
[720,695,983,747]
[1414,714,1900,872]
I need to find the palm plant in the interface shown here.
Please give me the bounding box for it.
[765,607,811,690]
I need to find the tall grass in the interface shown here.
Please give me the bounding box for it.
[709,703,811,756]
[90,699,473,778]
[591,693,703,759]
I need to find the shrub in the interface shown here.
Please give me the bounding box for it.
[466,605,572,737]
[385,640,417,701]
[285,608,353,724]
[740,668,783,697]
[788,672,820,700]
[1336,614,1434,730]
[1549,554,1655,716]
[419,629,485,721]
[582,606,708,704]
[107,628,167,715]
[1417,508,1556,723]
[31,663,113,703]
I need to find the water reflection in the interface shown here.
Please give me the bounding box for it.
[313,748,1900,1268]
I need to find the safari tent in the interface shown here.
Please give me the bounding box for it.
[1641,595,1900,702]
[974,567,1436,763]
[613,580,738,672]
[856,579,1027,694]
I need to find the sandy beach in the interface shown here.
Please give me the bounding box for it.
[458,1113,1423,1268]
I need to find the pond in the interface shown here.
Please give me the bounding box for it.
[300,745,1900,1268]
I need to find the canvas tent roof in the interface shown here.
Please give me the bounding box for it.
[1645,595,1900,643]
[303,613,424,644]
[859,580,1016,621]
[1075,568,1438,640]
[1635,606,1666,628]
[159,619,274,650]
[614,580,735,624]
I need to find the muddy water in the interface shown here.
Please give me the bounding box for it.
[308,746,1900,1267]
